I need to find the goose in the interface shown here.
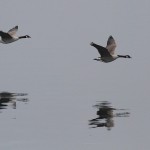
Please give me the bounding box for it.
[90,36,131,63]
[0,26,31,44]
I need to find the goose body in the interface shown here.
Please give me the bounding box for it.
[90,36,131,63]
[0,26,31,44]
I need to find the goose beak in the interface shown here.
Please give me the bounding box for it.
[127,55,132,58]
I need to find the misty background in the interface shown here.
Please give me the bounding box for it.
[0,0,149,150]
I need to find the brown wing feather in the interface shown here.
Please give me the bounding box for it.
[106,36,116,55]
[7,26,18,36]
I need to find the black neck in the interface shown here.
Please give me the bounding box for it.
[19,35,28,39]
[117,55,127,58]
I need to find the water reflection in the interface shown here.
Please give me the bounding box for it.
[0,92,28,111]
[89,101,130,130]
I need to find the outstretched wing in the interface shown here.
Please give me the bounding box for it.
[0,31,12,41]
[90,42,111,57]
[106,36,116,55]
[7,26,18,36]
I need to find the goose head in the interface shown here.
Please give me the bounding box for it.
[24,35,31,38]
[125,55,131,58]
[19,35,31,39]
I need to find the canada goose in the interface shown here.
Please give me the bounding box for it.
[0,26,31,44]
[90,36,131,63]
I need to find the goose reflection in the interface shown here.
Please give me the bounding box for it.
[89,101,130,130]
[0,91,28,111]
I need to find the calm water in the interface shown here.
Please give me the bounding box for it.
[0,47,149,150]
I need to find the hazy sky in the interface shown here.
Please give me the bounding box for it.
[0,1,150,150]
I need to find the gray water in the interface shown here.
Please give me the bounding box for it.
[0,1,150,150]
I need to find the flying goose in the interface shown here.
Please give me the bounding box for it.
[90,36,131,63]
[0,26,31,44]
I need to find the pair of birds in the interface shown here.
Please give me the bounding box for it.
[0,26,131,63]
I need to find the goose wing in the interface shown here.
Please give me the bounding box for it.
[91,42,111,57]
[7,26,18,36]
[0,31,12,40]
[106,36,116,55]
